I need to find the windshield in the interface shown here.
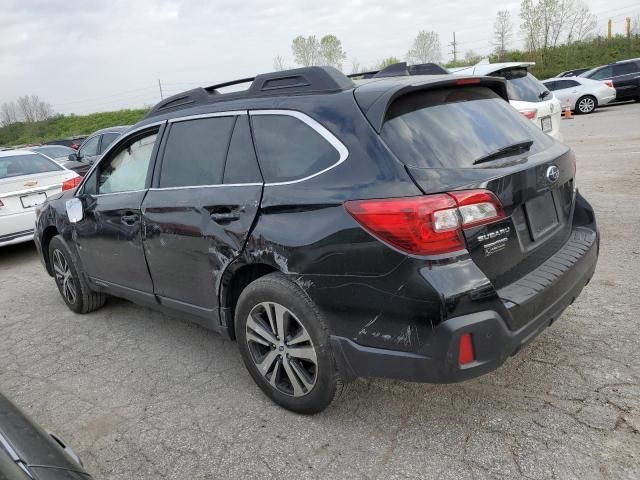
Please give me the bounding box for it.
[498,71,549,103]
[0,153,64,179]
[380,86,553,169]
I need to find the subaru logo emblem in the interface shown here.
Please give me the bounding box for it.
[546,165,560,183]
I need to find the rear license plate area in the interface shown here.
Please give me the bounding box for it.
[541,116,552,132]
[20,192,47,209]
[524,191,558,241]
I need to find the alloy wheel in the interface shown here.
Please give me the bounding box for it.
[52,249,77,304]
[578,97,595,113]
[245,302,318,397]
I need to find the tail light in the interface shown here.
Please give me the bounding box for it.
[344,189,505,256]
[62,176,82,191]
[519,109,537,120]
[0,199,4,208]
[604,80,614,88]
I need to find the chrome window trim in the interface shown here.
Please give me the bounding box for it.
[168,110,247,123]
[249,109,349,186]
[87,189,148,198]
[75,121,165,197]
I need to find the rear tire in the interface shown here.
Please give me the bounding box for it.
[49,235,106,314]
[575,95,597,114]
[235,272,342,414]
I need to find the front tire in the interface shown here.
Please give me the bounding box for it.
[575,95,597,114]
[235,273,342,414]
[49,235,106,314]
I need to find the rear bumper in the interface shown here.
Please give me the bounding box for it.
[331,224,598,383]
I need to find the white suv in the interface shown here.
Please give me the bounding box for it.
[450,61,562,139]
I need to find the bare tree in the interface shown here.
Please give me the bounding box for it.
[319,35,347,71]
[406,31,441,63]
[291,35,321,66]
[14,95,54,123]
[350,59,361,75]
[0,101,18,126]
[493,10,514,60]
[464,50,483,65]
[520,0,596,54]
[273,55,286,71]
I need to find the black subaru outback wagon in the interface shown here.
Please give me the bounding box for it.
[35,64,598,413]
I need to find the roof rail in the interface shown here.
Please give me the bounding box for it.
[348,62,449,80]
[144,66,355,120]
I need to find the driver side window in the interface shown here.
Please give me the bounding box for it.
[85,130,158,195]
[78,135,99,161]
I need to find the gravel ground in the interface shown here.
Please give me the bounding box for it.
[1,102,639,480]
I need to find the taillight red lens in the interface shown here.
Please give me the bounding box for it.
[62,176,82,191]
[519,109,537,120]
[344,195,465,255]
[344,190,505,256]
[459,333,475,365]
[604,80,613,88]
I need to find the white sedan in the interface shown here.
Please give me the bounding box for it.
[541,77,616,114]
[0,150,80,247]
[450,61,562,139]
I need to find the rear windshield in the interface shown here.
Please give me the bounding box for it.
[33,146,73,159]
[0,153,63,179]
[498,71,549,103]
[380,87,553,169]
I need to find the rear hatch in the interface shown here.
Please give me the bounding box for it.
[366,83,576,320]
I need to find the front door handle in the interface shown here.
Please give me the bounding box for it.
[121,213,139,225]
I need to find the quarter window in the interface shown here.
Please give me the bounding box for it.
[159,116,235,188]
[612,62,637,76]
[95,131,158,194]
[250,114,340,183]
[99,132,120,153]
[79,135,99,159]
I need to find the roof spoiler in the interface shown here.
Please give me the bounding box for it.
[348,62,449,79]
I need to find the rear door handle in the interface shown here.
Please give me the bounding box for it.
[121,213,139,225]
[210,212,240,222]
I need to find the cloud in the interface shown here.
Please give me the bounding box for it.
[0,0,632,114]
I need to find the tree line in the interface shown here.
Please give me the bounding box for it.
[1,95,55,127]
[275,0,639,77]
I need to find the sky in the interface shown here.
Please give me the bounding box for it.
[1,0,637,115]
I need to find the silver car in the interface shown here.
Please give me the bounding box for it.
[542,77,616,114]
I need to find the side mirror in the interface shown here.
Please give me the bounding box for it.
[68,153,79,162]
[66,197,84,223]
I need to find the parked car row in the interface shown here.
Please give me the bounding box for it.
[545,57,640,114]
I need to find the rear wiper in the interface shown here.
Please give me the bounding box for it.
[472,140,534,165]
[539,90,551,100]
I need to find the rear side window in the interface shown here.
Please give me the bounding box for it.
[223,115,262,184]
[612,62,638,76]
[251,114,340,183]
[499,71,548,103]
[0,154,63,179]
[159,116,235,188]
[380,87,553,169]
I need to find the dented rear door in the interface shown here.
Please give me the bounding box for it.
[141,114,263,317]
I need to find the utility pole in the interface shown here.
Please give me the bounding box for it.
[627,17,632,54]
[157,79,164,101]
[607,19,612,40]
[449,32,458,63]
